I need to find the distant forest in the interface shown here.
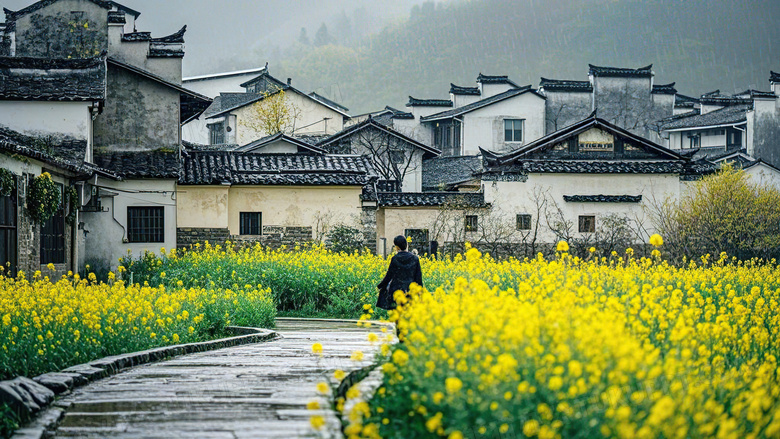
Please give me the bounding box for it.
[260,0,780,114]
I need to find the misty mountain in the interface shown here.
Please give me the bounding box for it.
[269,0,780,114]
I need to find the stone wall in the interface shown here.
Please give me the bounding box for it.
[177,226,315,249]
[360,206,378,254]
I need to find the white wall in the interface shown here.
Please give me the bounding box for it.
[479,83,514,98]
[461,92,546,154]
[181,69,266,144]
[0,101,91,140]
[80,178,178,270]
[452,93,482,108]
[745,163,780,190]
[484,173,681,242]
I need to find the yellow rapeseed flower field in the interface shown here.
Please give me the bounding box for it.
[341,246,780,439]
[0,267,274,379]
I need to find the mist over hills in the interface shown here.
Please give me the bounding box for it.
[266,0,780,114]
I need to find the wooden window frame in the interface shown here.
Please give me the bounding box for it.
[465,215,479,232]
[239,212,262,235]
[516,214,532,231]
[127,206,165,243]
[578,215,596,233]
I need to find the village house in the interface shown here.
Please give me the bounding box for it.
[197,68,351,147]
[657,73,780,170]
[1,0,211,271]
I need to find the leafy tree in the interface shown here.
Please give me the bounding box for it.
[652,164,780,261]
[239,89,302,137]
[298,27,309,45]
[314,23,333,47]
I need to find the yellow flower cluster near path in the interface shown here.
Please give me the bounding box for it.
[0,268,275,379]
[347,247,780,438]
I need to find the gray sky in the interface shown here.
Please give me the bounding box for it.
[1,0,425,75]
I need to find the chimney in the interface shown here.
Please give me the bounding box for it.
[287,78,292,86]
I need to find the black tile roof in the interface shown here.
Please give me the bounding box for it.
[734,89,777,99]
[4,1,140,20]
[239,70,287,89]
[385,106,414,119]
[771,71,780,83]
[422,155,483,191]
[406,96,453,107]
[181,140,238,152]
[378,191,487,208]
[0,126,98,176]
[179,151,377,186]
[0,54,106,101]
[700,96,753,106]
[675,93,699,108]
[563,195,642,203]
[107,11,125,24]
[658,104,749,130]
[450,83,480,95]
[420,86,542,122]
[539,77,593,92]
[651,83,677,95]
[484,160,685,175]
[588,64,653,78]
[148,48,184,58]
[318,117,441,156]
[308,92,349,112]
[151,26,187,44]
[295,134,331,146]
[93,149,181,179]
[476,73,521,88]
[122,31,151,42]
[236,132,326,154]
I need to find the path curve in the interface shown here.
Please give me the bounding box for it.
[41,318,390,439]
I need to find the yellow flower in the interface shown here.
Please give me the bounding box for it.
[309,415,325,430]
[556,240,569,252]
[334,369,346,381]
[316,382,329,394]
[649,233,664,247]
[523,419,540,437]
[445,377,463,394]
[306,400,320,410]
[351,350,364,361]
[312,342,323,354]
[367,333,378,343]
[392,349,409,367]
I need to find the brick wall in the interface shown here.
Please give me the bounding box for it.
[177,226,315,250]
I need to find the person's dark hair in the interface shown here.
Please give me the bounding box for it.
[393,235,407,251]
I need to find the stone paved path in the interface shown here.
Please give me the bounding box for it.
[44,318,392,439]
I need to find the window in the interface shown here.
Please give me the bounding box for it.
[434,121,461,156]
[127,206,165,243]
[0,177,17,274]
[465,215,478,232]
[40,183,65,264]
[578,215,596,233]
[504,119,524,142]
[240,212,262,235]
[728,130,742,147]
[689,134,700,149]
[208,122,225,145]
[517,214,532,231]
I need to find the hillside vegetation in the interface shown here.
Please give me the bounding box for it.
[268,0,780,113]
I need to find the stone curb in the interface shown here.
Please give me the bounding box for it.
[8,326,279,439]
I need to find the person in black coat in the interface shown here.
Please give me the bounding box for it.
[376,235,423,310]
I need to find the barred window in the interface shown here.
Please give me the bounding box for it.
[127,207,165,243]
[208,122,225,145]
[517,214,532,231]
[0,177,17,273]
[465,215,478,232]
[40,183,65,264]
[240,212,262,235]
[579,215,596,233]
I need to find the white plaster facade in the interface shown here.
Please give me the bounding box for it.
[79,178,178,270]
[458,92,547,155]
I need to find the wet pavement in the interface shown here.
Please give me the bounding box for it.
[45,318,391,439]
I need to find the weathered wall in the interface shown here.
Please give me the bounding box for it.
[745,162,780,191]
[13,0,108,58]
[0,101,91,141]
[479,83,514,98]
[80,179,178,270]
[751,103,780,169]
[94,64,180,150]
[227,186,362,235]
[544,91,592,134]
[176,186,230,229]
[461,91,546,154]
[593,76,657,139]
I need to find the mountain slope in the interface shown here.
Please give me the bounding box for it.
[271,0,780,114]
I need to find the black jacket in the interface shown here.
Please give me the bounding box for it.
[376,251,423,310]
